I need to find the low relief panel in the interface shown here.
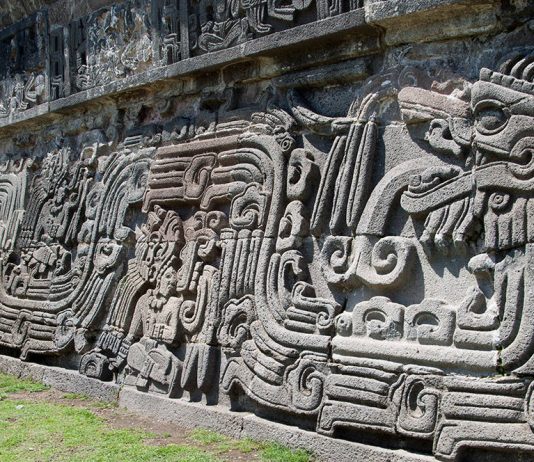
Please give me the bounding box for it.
[0,13,47,117]
[3,36,534,459]
[0,0,365,112]
[189,0,328,54]
[70,1,153,92]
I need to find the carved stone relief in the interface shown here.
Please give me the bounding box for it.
[0,0,366,115]
[0,12,47,117]
[1,1,534,461]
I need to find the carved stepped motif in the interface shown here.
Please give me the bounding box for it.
[1,1,534,460]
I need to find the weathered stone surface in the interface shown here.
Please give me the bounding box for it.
[0,1,533,461]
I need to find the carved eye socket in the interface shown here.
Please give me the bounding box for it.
[474,101,509,135]
[101,245,113,256]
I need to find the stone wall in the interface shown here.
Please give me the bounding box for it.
[0,1,533,460]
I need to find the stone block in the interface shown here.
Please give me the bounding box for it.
[0,1,532,460]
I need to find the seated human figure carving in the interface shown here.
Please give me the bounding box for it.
[125,264,182,390]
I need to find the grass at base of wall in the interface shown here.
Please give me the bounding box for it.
[189,429,310,462]
[0,398,216,462]
[0,372,48,398]
[0,373,313,462]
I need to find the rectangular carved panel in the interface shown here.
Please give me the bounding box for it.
[0,2,534,461]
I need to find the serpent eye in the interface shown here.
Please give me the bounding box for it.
[474,100,509,135]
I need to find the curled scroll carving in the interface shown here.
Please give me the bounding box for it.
[321,235,415,289]
[2,36,534,462]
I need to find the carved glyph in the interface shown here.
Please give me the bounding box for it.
[1,3,534,460]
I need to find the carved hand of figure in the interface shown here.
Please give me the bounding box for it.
[116,336,133,367]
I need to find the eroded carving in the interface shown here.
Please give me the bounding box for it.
[1,6,534,459]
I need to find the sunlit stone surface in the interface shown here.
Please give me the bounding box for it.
[0,1,534,460]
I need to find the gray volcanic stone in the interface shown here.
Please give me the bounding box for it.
[0,1,533,461]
